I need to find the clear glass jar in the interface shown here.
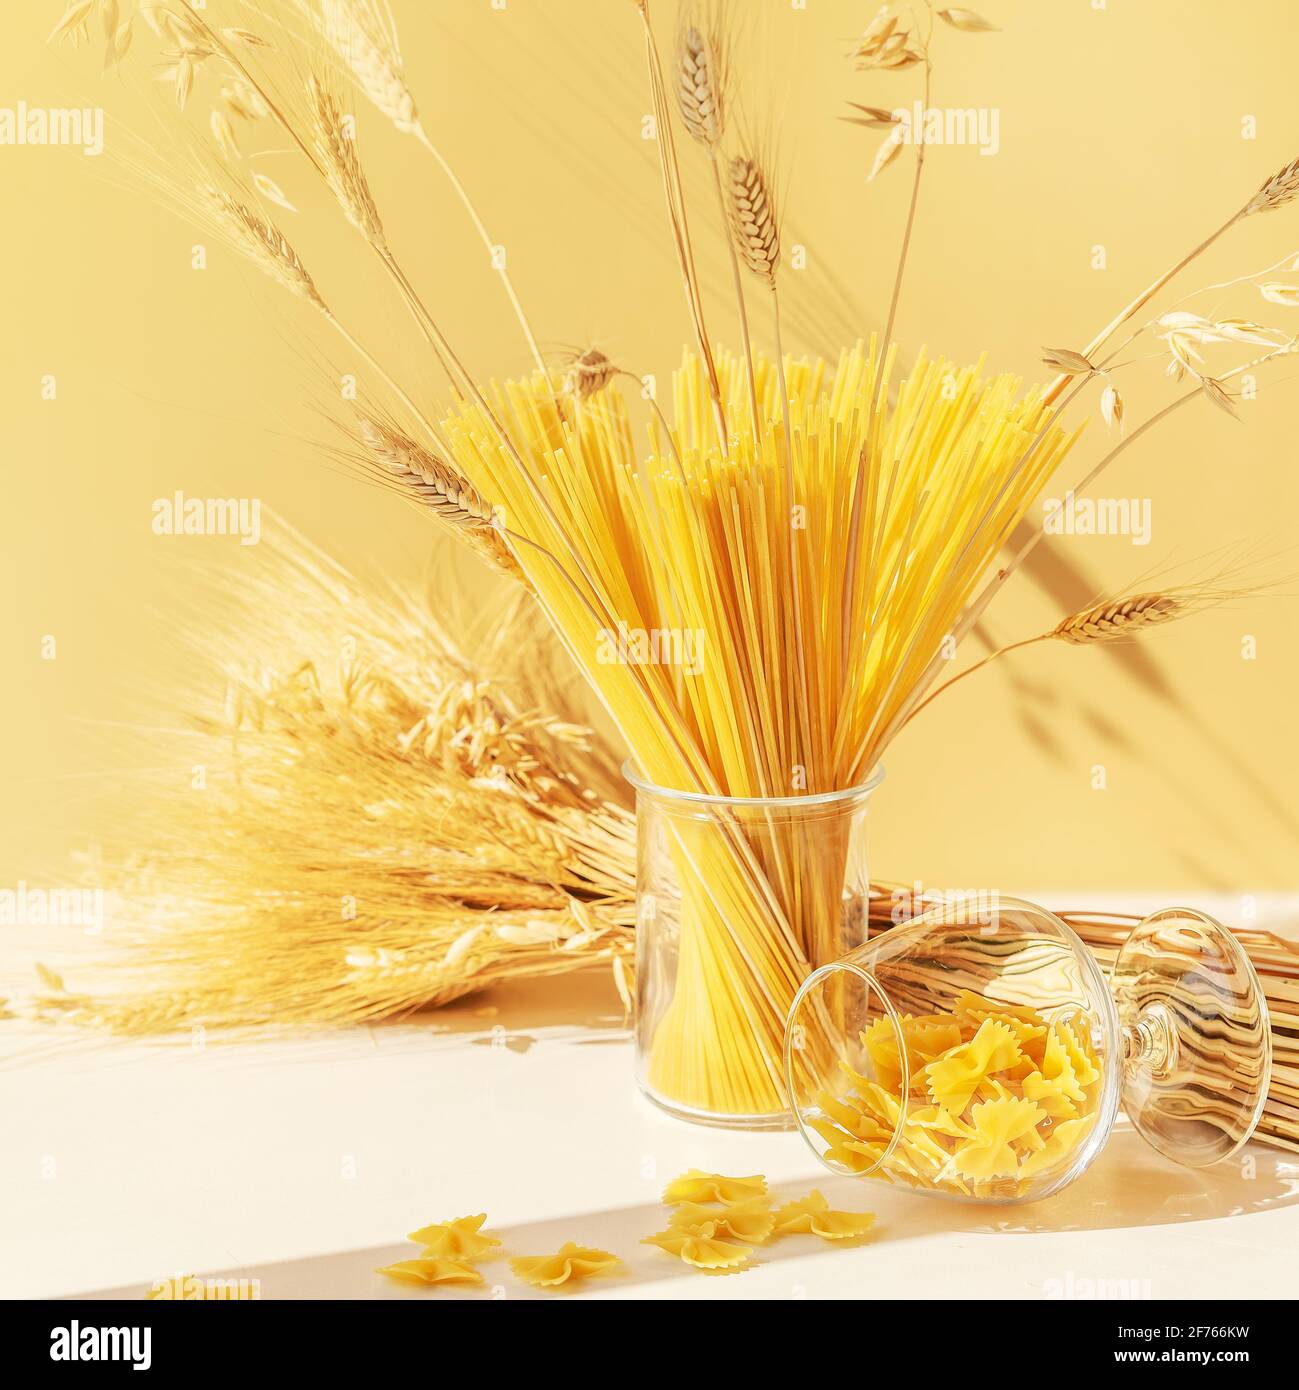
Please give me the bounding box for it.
[785,895,1271,1203]
[626,764,884,1130]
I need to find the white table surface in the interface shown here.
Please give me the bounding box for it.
[5,895,1299,1301]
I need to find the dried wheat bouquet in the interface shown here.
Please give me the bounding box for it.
[26,523,634,1034]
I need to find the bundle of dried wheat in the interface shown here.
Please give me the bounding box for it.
[26,524,634,1034]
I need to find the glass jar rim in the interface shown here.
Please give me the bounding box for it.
[621,761,885,808]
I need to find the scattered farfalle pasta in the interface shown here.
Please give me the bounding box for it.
[645,1170,875,1273]
[810,993,1103,1198]
[643,1224,754,1271]
[406,1213,502,1262]
[374,1257,484,1286]
[771,1191,877,1241]
[669,1196,775,1244]
[509,1242,623,1288]
[661,1169,769,1206]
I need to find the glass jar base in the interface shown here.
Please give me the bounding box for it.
[637,1081,796,1132]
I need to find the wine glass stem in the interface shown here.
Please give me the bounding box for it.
[1122,1002,1176,1079]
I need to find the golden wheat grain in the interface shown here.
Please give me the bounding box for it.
[314,0,418,133]
[203,187,325,307]
[675,19,725,148]
[309,75,385,245]
[357,417,526,583]
[726,155,780,285]
[566,348,616,399]
[1052,592,1181,644]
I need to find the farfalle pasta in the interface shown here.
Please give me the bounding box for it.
[374,1257,484,1286]
[509,1243,623,1288]
[644,1171,876,1273]
[661,1170,769,1206]
[810,994,1104,1199]
[407,1213,502,1262]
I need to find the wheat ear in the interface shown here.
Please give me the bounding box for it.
[357,418,527,584]
[310,0,546,375]
[727,153,793,442]
[309,76,384,245]
[905,592,1195,725]
[675,9,760,437]
[635,0,728,453]
[204,189,325,308]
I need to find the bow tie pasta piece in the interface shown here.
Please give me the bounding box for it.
[644,1224,754,1271]
[1031,1023,1089,1107]
[1055,1016,1102,1089]
[406,1213,502,1262]
[816,1088,879,1139]
[772,1191,877,1241]
[904,1017,965,1061]
[509,1242,623,1288]
[1019,1115,1097,1177]
[1022,1068,1081,1119]
[949,1096,1044,1180]
[923,1018,1022,1113]
[907,1104,977,1142]
[811,1119,885,1173]
[661,1169,769,1206]
[955,991,1045,1029]
[670,1197,774,1244]
[376,1256,484,1286]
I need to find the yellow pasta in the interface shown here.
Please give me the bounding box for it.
[661,1169,769,1206]
[509,1243,623,1288]
[448,345,1080,1120]
[949,1097,1044,1179]
[375,1257,484,1286]
[771,1191,877,1241]
[810,996,1104,1198]
[406,1213,501,1262]
[644,1224,754,1270]
[923,1018,1022,1113]
[669,1197,774,1244]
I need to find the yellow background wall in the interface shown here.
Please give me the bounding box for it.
[3,0,1298,895]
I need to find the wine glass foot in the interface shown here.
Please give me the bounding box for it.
[1112,907,1271,1168]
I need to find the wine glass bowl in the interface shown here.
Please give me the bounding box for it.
[784,895,1271,1203]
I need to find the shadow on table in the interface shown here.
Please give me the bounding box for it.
[79,1139,1299,1300]
[961,1122,1299,1235]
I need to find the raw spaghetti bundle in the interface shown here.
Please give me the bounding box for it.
[443,342,1078,1116]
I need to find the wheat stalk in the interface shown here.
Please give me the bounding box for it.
[907,586,1239,725]
[674,4,761,437]
[309,75,385,245]
[675,16,726,147]
[726,155,780,287]
[1052,592,1181,644]
[302,0,546,374]
[356,417,526,584]
[203,187,326,308]
[635,0,728,452]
